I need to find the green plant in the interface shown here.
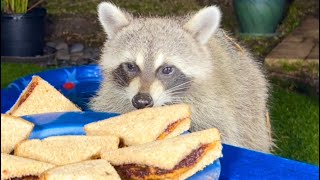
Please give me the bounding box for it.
[1,0,5,12]
[3,0,28,13]
[2,0,45,14]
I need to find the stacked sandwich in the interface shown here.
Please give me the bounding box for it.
[84,105,222,180]
[1,76,223,180]
[1,114,121,180]
[1,114,55,180]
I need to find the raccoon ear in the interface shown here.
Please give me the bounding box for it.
[183,6,221,44]
[98,2,131,39]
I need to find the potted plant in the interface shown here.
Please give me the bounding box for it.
[1,0,47,57]
[233,0,288,36]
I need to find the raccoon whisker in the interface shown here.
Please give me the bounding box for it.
[166,85,190,91]
[153,91,175,106]
[166,89,187,94]
[165,87,190,94]
[161,95,184,105]
[154,87,188,105]
[169,96,184,100]
[167,87,190,92]
[168,93,187,97]
[165,81,193,92]
[170,80,193,88]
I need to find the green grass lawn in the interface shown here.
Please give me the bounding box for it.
[1,63,56,88]
[1,63,319,165]
[270,85,319,165]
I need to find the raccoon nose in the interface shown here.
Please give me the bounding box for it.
[132,93,154,109]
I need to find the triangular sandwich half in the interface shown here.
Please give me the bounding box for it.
[14,135,119,166]
[101,128,222,180]
[1,153,55,180]
[1,114,34,154]
[6,76,81,116]
[40,159,121,180]
[84,104,191,146]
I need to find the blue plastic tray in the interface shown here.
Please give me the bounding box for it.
[1,65,319,179]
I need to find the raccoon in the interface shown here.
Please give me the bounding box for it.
[89,2,274,153]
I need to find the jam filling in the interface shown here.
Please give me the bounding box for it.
[156,119,186,140]
[15,81,39,108]
[7,175,39,180]
[115,143,215,180]
[119,139,126,148]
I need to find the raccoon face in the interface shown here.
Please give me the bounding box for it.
[97,2,221,109]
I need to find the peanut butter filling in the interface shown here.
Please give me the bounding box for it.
[114,142,217,180]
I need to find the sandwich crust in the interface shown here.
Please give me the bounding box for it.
[1,153,55,180]
[85,104,191,146]
[40,159,121,180]
[101,128,222,170]
[14,135,119,166]
[6,76,81,116]
[1,114,34,154]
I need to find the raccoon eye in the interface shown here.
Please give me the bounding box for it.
[124,63,139,73]
[161,66,174,75]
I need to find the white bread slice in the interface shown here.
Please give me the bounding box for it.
[1,153,55,180]
[14,135,119,166]
[101,128,222,180]
[1,114,34,153]
[6,76,81,116]
[85,104,191,146]
[40,159,121,180]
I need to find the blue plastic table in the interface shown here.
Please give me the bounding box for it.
[1,65,319,179]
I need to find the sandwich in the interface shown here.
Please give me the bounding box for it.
[39,159,121,180]
[84,104,191,146]
[14,135,119,166]
[101,128,222,180]
[1,153,55,180]
[1,114,34,154]
[6,76,81,116]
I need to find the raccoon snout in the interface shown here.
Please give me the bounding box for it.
[132,93,154,109]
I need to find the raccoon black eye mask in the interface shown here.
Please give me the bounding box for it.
[111,62,192,108]
[156,64,192,95]
[113,62,191,91]
[112,62,140,87]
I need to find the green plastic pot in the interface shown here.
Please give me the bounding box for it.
[233,0,287,36]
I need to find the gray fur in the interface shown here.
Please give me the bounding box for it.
[90,2,274,153]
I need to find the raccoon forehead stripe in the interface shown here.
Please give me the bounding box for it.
[122,51,133,60]
[136,52,144,70]
[154,53,164,70]
[150,80,165,106]
[126,77,141,100]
